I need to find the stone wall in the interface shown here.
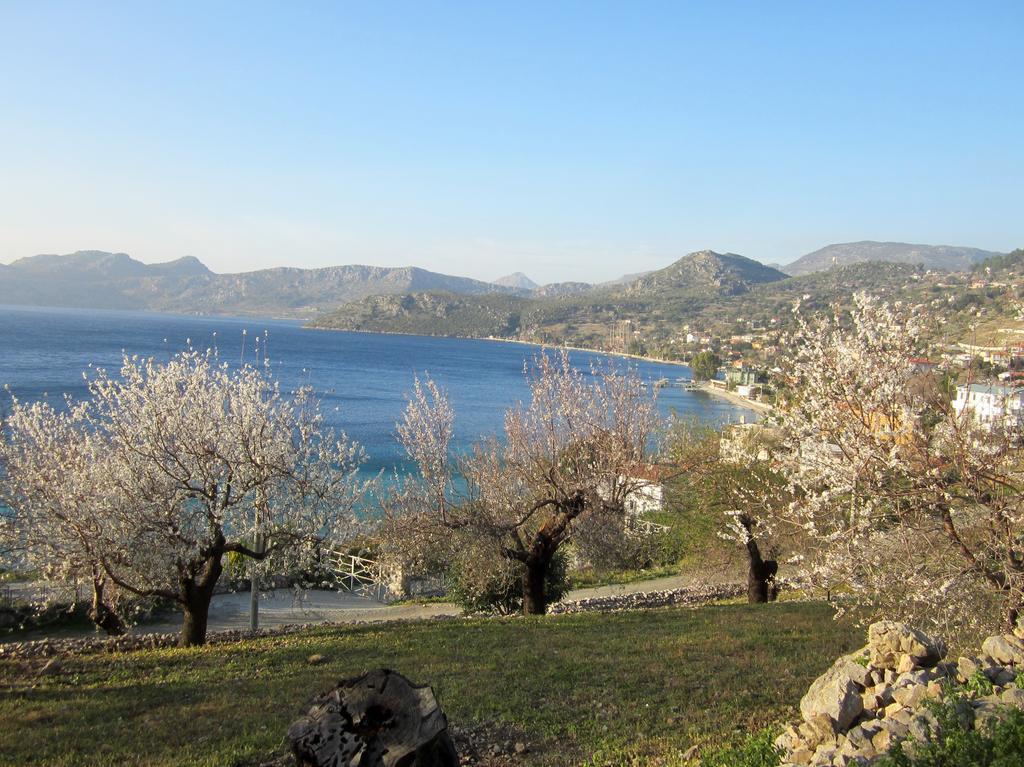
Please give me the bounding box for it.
[549,583,745,614]
[1,581,748,659]
[777,620,1024,766]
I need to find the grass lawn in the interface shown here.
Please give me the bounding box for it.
[0,601,856,767]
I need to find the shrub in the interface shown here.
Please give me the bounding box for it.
[445,548,568,615]
[877,697,1024,767]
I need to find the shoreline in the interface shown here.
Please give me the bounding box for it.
[697,382,773,413]
[310,325,768,417]
[308,324,692,369]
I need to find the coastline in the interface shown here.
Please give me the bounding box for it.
[696,382,773,413]
[308,324,692,369]
[478,335,691,368]
[309,324,769,417]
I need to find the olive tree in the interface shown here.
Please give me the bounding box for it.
[382,351,659,615]
[663,418,794,603]
[781,293,1024,641]
[1,350,367,646]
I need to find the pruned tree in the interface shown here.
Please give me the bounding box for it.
[381,351,659,615]
[663,417,794,603]
[717,463,791,604]
[1,350,368,646]
[781,292,1024,642]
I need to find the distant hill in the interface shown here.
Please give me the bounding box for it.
[784,241,1002,276]
[311,249,789,343]
[493,272,538,291]
[311,292,527,338]
[533,281,592,298]
[627,250,787,295]
[0,250,518,318]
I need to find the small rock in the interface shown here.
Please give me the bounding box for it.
[974,699,1007,731]
[306,654,326,665]
[868,621,945,670]
[681,744,699,761]
[790,746,813,765]
[814,744,837,764]
[1001,687,1024,710]
[861,691,882,712]
[872,728,894,753]
[989,667,1017,687]
[845,725,872,749]
[981,635,1024,666]
[514,742,527,755]
[893,684,927,709]
[890,707,914,726]
[775,727,799,753]
[800,661,866,731]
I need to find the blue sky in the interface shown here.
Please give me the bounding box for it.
[0,1,1020,284]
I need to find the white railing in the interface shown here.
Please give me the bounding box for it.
[323,549,392,603]
[626,517,670,537]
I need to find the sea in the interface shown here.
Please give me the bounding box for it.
[0,305,754,480]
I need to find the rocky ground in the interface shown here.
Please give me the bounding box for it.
[777,620,1024,766]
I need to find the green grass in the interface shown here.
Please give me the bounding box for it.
[0,602,856,767]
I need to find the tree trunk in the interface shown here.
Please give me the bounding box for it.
[745,538,778,604]
[522,555,550,616]
[179,553,223,647]
[88,575,126,636]
[289,669,457,767]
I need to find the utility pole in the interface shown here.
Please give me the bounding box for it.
[249,533,265,632]
[249,488,267,633]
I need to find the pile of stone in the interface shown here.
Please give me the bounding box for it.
[776,620,1024,766]
[549,582,745,615]
[0,625,318,660]
[0,614,461,660]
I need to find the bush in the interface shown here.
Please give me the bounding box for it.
[445,549,569,615]
[877,697,1024,767]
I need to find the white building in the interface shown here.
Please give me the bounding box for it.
[622,472,665,517]
[953,383,1024,432]
[598,466,672,535]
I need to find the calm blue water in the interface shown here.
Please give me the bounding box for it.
[0,305,753,479]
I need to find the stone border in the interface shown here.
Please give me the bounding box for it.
[549,582,747,614]
[0,581,750,660]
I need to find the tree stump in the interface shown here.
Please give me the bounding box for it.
[288,668,458,767]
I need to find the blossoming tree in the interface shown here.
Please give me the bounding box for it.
[0,398,128,634]
[781,293,1024,641]
[382,351,659,615]
[1,350,367,646]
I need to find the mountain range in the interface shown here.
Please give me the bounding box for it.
[782,241,1002,276]
[0,241,1007,322]
[0,251,518,318]
[310,250,790,343]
